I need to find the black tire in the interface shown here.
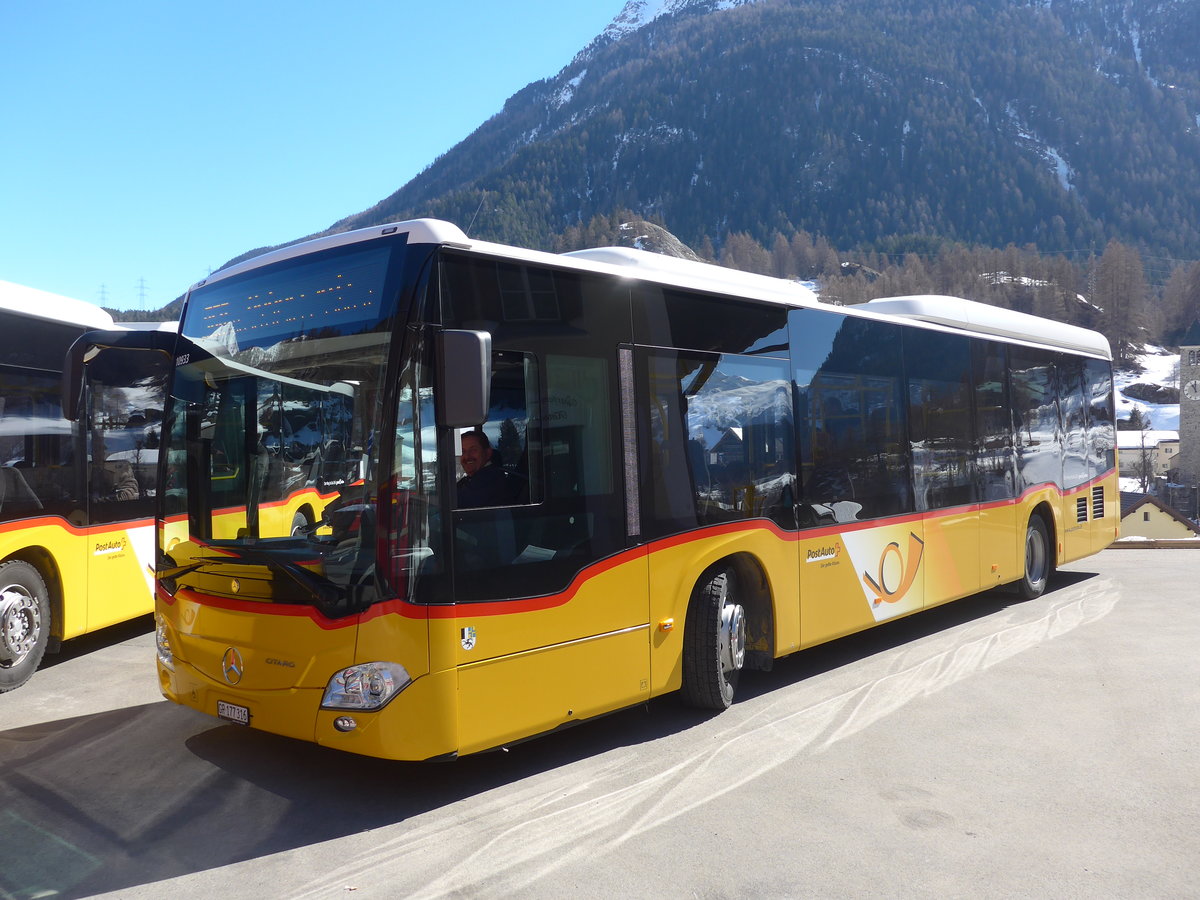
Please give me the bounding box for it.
[681,566,746,710]
[0,560,51,693]
[1017,515,1052,600]
[291,510,311,536]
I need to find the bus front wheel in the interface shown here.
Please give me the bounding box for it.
[0,560,51,693]
[682,566,746,710]
[1018,515,1052,600]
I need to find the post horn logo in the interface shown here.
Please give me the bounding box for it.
[863,532,925,606]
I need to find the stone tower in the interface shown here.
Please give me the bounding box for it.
[1177,319,1200,516]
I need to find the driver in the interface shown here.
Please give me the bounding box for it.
[456,430,511,508]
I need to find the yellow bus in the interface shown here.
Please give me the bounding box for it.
[0,282,170,692]
[151,220,1117,759]
[159,349,358,541]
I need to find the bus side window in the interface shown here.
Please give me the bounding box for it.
[453,351,541,510]
[904,328,975,511]
[790,308,912,524]
[1011,348,1063,493]
[0,371,68,516]
[450,352,539,574]
[639,349,794,535]
[1084,358,1115,478]
[972,340,1017,502]
[439,252,630,603]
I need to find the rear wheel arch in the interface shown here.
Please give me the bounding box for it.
[0,555,55,691]
[679,552,776,711]
[723,552,775,672]
[6,547,63,643]
[1018,507,1056,600]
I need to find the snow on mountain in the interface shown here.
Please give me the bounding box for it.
[1005,103,1076,192]
[582,0,763,58]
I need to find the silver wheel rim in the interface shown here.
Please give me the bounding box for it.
[1026,526,1048,589]
[718,586,746,678]
[0,586,41,668]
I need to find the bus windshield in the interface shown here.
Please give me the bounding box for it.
[160,241,407,615]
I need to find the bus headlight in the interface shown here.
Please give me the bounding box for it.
[321,662,411,711]
[155,614,174,670]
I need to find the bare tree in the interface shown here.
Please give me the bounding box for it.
[1135,417,1155,494]
[1094,240,1148,364]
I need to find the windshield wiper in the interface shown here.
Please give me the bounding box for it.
[160,549,365,619]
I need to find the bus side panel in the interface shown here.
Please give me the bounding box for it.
[450,551,650,669]
[0,519,89,641]
[798,531,874,649]
[1092,474,1119,554]
[457,626,649,755]
[86,520,155,632]
[452,551,650,753]
[647,525,799,697]
[979,501,1020,588]
[920,508,980,608]
[1060,475,1119,564]
[801,518,926,648]
[1013,487,1062,571]
[1061,484,1094,564]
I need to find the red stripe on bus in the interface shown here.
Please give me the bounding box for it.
[160,466,1116,626]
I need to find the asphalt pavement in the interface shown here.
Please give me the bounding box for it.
[0,549,1196,899]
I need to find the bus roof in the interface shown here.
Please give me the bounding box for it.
[196,220,1111,359]
[0,280,116,330]
[862,294,1112,360]
[559,245,817,306]
[198,218,821,309]
[195,219,475,289]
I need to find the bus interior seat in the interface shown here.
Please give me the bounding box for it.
[0,465,43,513]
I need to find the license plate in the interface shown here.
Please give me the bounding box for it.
[217,700,251,726]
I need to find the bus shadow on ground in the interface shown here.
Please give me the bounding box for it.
[0,571,1099,899]
[35,613,154,672]
[736,569,1100,703]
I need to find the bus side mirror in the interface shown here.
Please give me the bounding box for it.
[61,328,178,421]
[437,330,492,428]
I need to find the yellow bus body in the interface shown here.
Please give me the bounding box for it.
[156,470,1116,760]
[1,515,155,642]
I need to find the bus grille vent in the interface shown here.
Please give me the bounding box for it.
[1092,486,1105,519]
[1076,496,1089,523]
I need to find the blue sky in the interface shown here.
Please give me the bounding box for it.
[1,2,619,311]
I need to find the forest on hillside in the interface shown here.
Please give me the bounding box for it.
[335,0,1200,269]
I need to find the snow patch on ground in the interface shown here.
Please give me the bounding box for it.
[1116,345,1179,430]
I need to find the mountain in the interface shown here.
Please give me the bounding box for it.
[294,0,1200,264]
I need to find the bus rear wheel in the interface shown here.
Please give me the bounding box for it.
[1018,515,1052,600]
[0,560,51,693]
[682,566,746,710]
